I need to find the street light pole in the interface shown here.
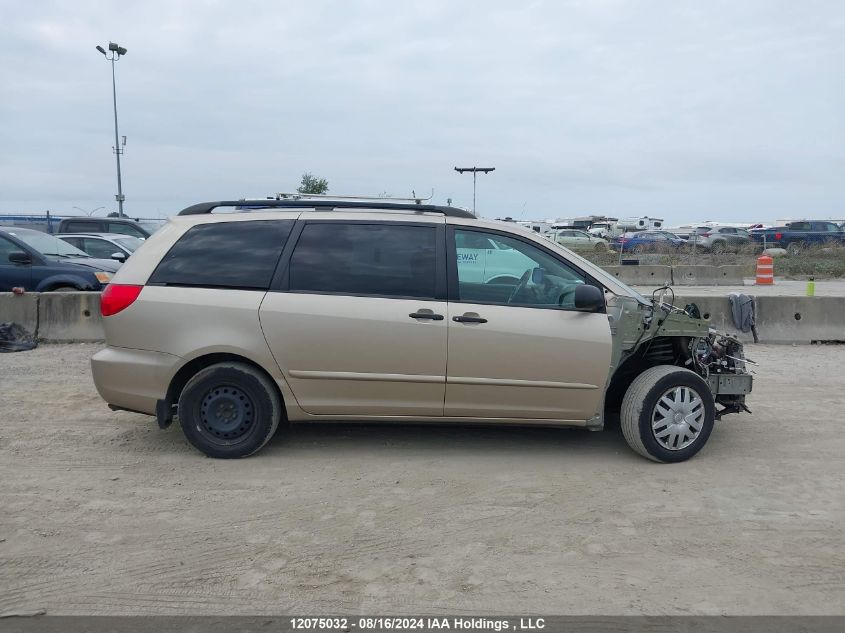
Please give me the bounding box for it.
[96,42,128,218]
[453,166,495,215]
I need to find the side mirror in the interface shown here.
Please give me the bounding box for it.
[574,284,605,312]
[8,251,31,265]
[111,252,127,262]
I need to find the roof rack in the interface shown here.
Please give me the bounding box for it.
[177,199,476,219]
[274,190,434,205]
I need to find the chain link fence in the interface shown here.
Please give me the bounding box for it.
[570,241,845,279]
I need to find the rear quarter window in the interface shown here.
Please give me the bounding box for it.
[149,220,294,289]
[63,221,102,232]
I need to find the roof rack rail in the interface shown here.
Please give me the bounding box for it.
[274,190,434,205]
[177,199,476,219]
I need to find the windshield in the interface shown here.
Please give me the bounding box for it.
[542,237,649,304]
[12,231,89,257]
[114,236,143,252]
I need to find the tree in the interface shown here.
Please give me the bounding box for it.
[297,172,329,195]
[107,211,119,217]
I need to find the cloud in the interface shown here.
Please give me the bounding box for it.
[0,0,843,222]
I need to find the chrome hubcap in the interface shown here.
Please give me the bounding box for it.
[651,386,705,451]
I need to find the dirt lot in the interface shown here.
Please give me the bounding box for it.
[1,343,844,616]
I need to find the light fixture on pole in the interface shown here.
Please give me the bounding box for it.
[96,42,128,218]
[72,206,105,216]
[453,166,495,215]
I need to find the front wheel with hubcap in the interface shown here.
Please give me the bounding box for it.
[621,365,715,463]
[178,362,283,458]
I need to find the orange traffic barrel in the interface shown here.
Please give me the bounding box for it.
[755,254,774,285]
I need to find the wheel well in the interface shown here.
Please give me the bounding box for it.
[605,337,693,413]
[166,353,285,413]
[47,283,81,291]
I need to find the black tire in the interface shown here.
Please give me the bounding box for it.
[177,362,283,458]
[593,241,607,251]
[50,285,79,292]
[786,241,804,256]
[620,365,716,463]
[710,240,726,254]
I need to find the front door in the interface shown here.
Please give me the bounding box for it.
[0,235,32,291]
[260,220,448,417]
[445,227,612,421]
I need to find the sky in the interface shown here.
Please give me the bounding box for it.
[1,0,843,225]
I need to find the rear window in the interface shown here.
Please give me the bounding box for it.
[63,221,102,232]
[149,220,294,289]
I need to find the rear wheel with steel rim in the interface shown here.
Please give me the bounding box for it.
[178,362,283,458]
[621,365,715,463]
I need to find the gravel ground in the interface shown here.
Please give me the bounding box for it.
[1,343,844,616]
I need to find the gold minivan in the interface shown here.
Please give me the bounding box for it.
[92,198,752,462]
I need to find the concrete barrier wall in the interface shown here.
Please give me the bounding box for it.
[753,296,845,343]
[1,292,103,342]
[3,291,844,345]
[676,295,845,343]
[601,264,744,287]
[0,292,39,332]
[603,265,673,286]
[37,292,103,342]
[671,265,745,286]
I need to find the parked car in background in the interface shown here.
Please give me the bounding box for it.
[550,229,609,251]
[0,227,118,292]
[57,233,142,263]
[749,220,845,254]
[611,231,686,253]
[688,226,752,253]
[57,217,163,239]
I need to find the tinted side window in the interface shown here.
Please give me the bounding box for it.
[108,223,145,238]
[60,236,83,249]
[288,223,437,299]
[83,238,120,259]
[0,235,20,261]
[63,221,100,232]
[149,220,293,289]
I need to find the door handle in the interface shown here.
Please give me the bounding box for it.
[453,314,487,324]
[409,312,444,320]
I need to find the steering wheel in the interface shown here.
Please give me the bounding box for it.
[556,282,581,308]
[507,268,532,304]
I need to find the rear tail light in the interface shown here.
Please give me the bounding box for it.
[100,284,143,317]
[774,232,783,240]
[700,232,711,237]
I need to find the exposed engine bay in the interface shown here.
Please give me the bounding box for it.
[688,330,754,419]
[648,286,754,419]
